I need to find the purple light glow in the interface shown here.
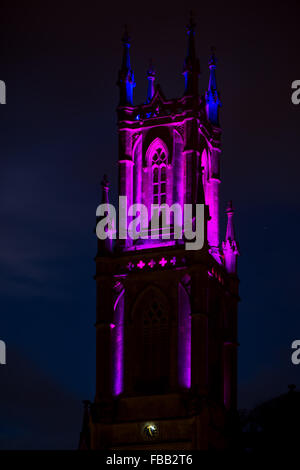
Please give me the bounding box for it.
[114,79,231,399]
[112,289,125,396]
[159,257,167,267]
[178,282,191,388]
[120,119,223,261]
[137,260,145,269]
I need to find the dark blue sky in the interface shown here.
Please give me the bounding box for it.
[1,0,300,449]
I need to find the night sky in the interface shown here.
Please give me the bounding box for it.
[1,0,300,449]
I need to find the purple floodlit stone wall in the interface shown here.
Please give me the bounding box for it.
[112,289,125,396]
[178,283,191,388]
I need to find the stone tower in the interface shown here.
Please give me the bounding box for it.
[81,17,239,450]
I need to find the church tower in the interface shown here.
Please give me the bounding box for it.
[83,17,239,450]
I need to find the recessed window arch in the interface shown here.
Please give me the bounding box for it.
[146,138,169,205]
[152,158,167,205]
[132,285,170,393]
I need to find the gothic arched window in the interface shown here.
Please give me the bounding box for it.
[142,298,168,384]
[132,286,170,393]
[152,147,167,205]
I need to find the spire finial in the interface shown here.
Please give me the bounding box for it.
[121,25,131,70]
[183,12,200,96]
[146,59,156,103]
[101,174,109,190]
[147,58,155,78]
[205,46,221,125]
[226,200,233,213]
[97,174,114,254]
[186,11,196,60]
[117,25,135,106]
[187,10,196,35]
[122,24,130,47]
[101,174,109,204]
[225,200,235,241]
[222,200,239,274]
[209,46,217,67]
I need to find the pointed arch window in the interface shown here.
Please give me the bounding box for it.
[142,299,168,384]
[133,286,170,393]
[152,148,167,205]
